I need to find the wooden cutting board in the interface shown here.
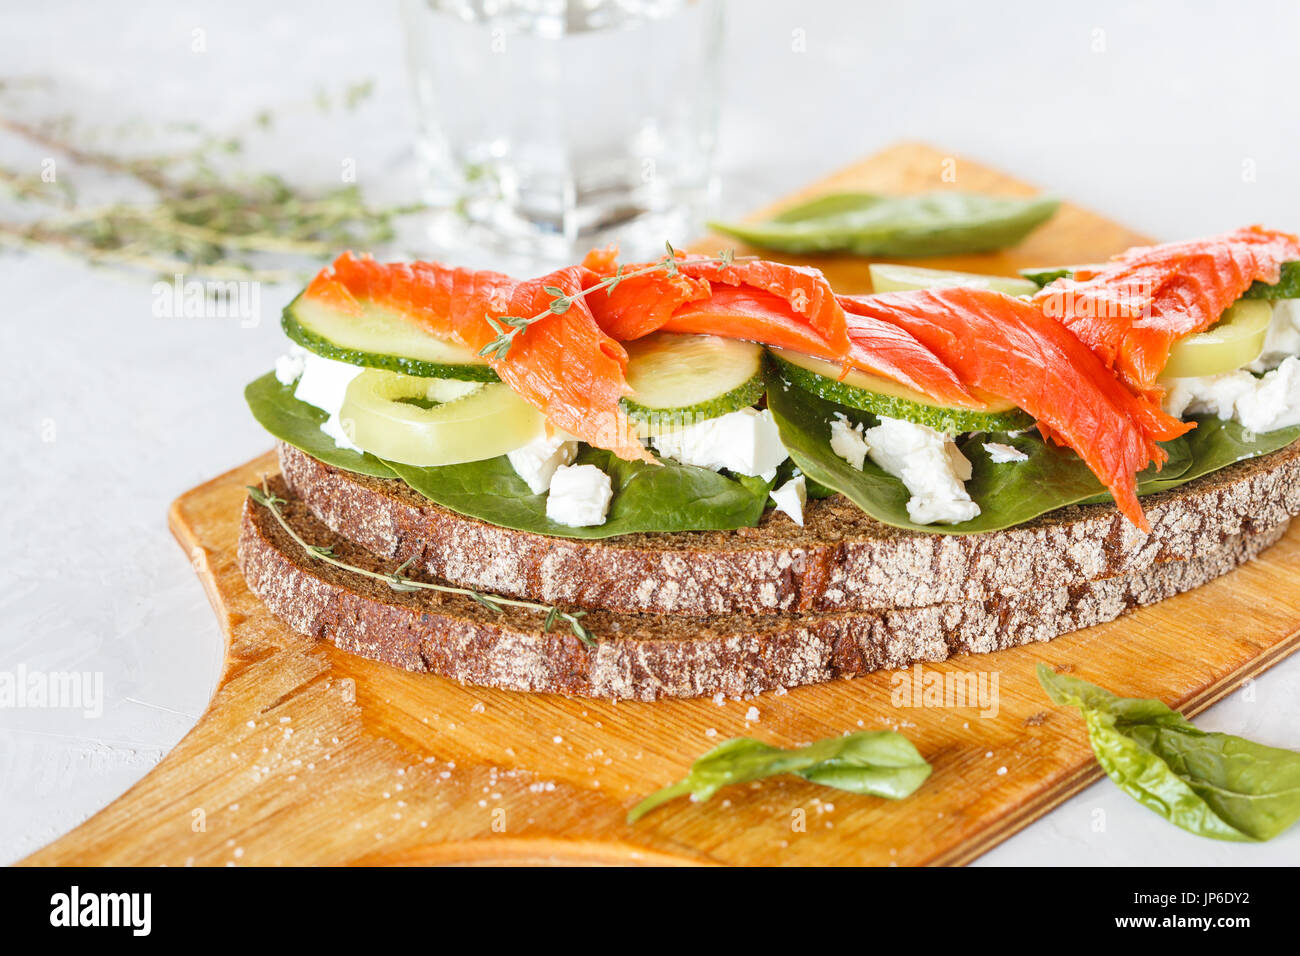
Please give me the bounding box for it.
[22,143,1300,866]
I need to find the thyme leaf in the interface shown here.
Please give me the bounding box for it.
[245,483,596,646]
[0,95,426,282]
[478,245,748,360]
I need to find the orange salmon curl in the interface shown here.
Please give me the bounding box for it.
[305,252,650,462]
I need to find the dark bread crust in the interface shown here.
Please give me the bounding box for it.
[278,440,1300,616]
[238,477,1289,701]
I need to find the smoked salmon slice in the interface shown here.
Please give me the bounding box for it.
[665,288,979,407]
[1033,226,1300,394]
[664,287,841,356]
[840,287,1194,531]
[582,250,851,355]
[305,253,650,462]
[675,257,853,356]
[579,247,712,340]
[583,249,978,407]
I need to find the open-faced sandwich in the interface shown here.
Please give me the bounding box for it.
[239,226,1300,700]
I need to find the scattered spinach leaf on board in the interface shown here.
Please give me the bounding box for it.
[709,191,1059,258]
[628,731,932,823]
[1037,665,1300,842]
[244,372,397,478]
[386,448,772,540]
[765,369,1192,534]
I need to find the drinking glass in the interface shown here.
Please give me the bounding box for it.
[402,0,724,265]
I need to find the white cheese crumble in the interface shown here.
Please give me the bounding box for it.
[545,464,613,527]
[650,407,789,477]
[294,352,361,414]
[274,344,308,385]
[293,352,364,451]
[1247,300,1300,373]
[829,414,870,470]
[507,433,579,494]
[864,417,980,525]
[319,414,361,452]
[769,474,807,526]
[1164,355,1300,433]
[983,441,1029,464]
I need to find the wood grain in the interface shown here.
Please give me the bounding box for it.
[21,143,1300,866]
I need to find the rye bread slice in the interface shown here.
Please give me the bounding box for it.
[238,476,1289,701]
[277,440,1300,616]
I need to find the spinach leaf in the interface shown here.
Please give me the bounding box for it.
[1243,261,1300,299]
[1019,266,1077,288]
[1137,415,1300,494]
[765,370,1192,534]
[1037,665,1300,842]
[249,367,1296,541]
[766,458,835,500]
[246,371,772,537]
[244,372,397,478]
[386,447,772,540]
[627,731,932,823]
[709,191,1059,258]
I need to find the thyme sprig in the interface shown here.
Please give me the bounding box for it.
[0,90,425,283]
[479,241,745,360]
[246,483,595,646]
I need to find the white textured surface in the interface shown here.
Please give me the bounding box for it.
[2,0,1300,865]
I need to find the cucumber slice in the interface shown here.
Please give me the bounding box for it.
[283,292,500,382]
[621,333,765,423]
[1243,261,1300,299]
[1161,299,1272,378]
[769,348,1033,434]
[869,263,1038,297]
[339,369,543,466]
